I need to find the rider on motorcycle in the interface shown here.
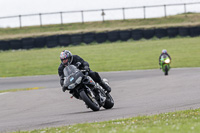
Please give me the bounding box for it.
[58,50,111,94]
[159,49,171,66]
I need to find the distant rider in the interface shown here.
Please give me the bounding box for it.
[58,50,111,94]
[159,49,171,66]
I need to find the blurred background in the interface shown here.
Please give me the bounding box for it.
[1,0,200,28]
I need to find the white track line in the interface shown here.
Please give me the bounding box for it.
[0,92,9,95]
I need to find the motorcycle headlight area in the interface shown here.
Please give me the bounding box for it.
[164,59,170,63]
[68,83,76,89]
[68,77,82,90]
[75,77,82,84]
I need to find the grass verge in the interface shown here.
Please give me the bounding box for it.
[13,108,200,133]
[1,13,200,40]
[0,36,200,77]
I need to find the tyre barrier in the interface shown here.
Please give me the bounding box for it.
[119,30,131,41]
[155,28,167,38]
[83,32,95,44]
[1,25,200,51]
[107,30,120,42]
[143,29,155,39]
[35,37,46,48]
[58,34,71,46]
[131,29,143,40]
[22,38,35,49]
[0,40,10,50]
[10,39,22,50]
[179,27,190,37]
[46,35,59,48]
[167,27,179,38]
[95,32,107,43]
[70,33,82,45]
[189,26,200,37]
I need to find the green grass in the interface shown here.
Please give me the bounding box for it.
[1,13,200,40]
[0,87,43,93]
[0,36,200,77]
[13,108,200,133]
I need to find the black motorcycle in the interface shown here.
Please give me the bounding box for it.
[63,64,114,111]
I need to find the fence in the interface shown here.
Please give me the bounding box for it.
[0,2,200,28]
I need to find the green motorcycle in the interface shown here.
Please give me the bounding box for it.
[160,55,171,76]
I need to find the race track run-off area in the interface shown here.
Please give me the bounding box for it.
[0,68,200,132]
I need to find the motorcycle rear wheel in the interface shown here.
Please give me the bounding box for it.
[103,93,114,109]
[80,90,100,111]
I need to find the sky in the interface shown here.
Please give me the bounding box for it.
[0,0,200,27]
[1,0,200,17]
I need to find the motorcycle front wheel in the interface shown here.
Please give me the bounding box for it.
[80,90,100,111]
[165,65,168,76]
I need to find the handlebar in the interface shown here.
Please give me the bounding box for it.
[81,70,89,76]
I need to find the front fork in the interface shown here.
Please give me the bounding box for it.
[162,64,170,72]
[85,84,106,106]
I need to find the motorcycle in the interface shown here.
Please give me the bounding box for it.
[160,55,171,76]
[63,64,114,111]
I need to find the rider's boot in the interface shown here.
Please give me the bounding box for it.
[99,80,111,93]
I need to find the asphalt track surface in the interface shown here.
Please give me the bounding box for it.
[0,68,200,132]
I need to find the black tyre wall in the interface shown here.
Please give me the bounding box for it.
[46,36,59,48]
[179,27,190,37]
[0,40,10,51]
[131,29,143,40]
[155,28,167,38]
[58,34,71,46]
[143,29,155,39]
[35,37,46,48]
[95,32,107,43]
[22,38,35,49]
[189,26,200,37]
[70,34,82,45]
[167,27,178,38]
[119,30,131,41]
[83,32,95,44]
[107,30,119,42]
[10,40,22,50]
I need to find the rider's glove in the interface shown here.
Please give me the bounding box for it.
[84,66,90,72]
[76,62,81,68]
[62,86,67,92]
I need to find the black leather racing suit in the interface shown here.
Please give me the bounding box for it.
[58,55,105,92]
[159,53,171,65]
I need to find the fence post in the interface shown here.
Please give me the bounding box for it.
[143,6,146,19]
[184,3,187,17]
[101,9,105,22]
[39,13,42,27]
[122,8,125,20]
[60,12,63,25]
[164,5,167,18]
[81,11,84,24]
[19,15,22,28]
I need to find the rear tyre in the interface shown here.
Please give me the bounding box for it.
[80,90,100,111]
[103,93,114,109]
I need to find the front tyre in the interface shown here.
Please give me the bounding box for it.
[80,90,100,111]
[103,93,114,109]
[165,65,168,76]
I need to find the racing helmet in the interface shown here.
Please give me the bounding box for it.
[162,49,167,54]
[60,50,73,65]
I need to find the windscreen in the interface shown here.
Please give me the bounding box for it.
[63,65,79,78]
[161,55,168,59]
